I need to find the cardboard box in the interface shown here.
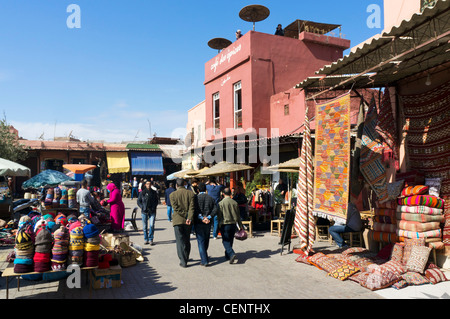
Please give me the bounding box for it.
[90,265,122,289]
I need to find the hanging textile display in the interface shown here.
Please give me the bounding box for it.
[360,97,389,203]
[350,99,366,200]
[313,93,351,223]
[294,108,315,255]
[400,81,450,199]
[376,88,399,170]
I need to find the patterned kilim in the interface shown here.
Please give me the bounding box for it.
[313,93,351,223]
[377,88,399,169]
[400,81,450,198]
[294,108,315,255]
[360,97,389,203]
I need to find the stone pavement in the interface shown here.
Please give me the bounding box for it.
[0,197,449,300]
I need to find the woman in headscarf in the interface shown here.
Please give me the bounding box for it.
[106,183,125,232]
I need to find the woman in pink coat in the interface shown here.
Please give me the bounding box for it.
[106,183,125,231]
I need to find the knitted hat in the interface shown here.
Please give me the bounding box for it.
[43,214,54,222]
[55,213,67,226]
[35,226,53,246]
[18,215,31,229]
[83,224,99,239]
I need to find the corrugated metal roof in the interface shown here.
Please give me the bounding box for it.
[296,0,450,91]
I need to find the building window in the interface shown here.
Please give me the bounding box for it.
[213,92,220,133]
[284,104,289,115]
[234,81,242,129]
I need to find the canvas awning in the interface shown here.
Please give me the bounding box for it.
[295,0,450,95]
[106,152,130,174]
[130,152,164,176]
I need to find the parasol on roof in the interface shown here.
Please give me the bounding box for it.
[208,38,232,52]
[63,164,96,174]
[198,161,253,176]
[167,169,190,181]
[0,157,31,177]
[267,157,301,173]
[22,169,74,189]
[239,4,270,31]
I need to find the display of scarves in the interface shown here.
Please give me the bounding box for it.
[376,88,399,170]
[313,92,351,223]
[294,109,315,255]
[400,81,450,198]
[360,96,389,203]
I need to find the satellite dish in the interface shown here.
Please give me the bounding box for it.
[208,38,232,52]
[239,4,270,31]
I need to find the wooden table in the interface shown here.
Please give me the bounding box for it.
[2,263,97,299]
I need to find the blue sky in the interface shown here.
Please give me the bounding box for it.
[0,0,383,143]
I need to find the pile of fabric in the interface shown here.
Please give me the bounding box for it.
[68,221,84,267]
[296,244,448,290]
[60,188,68,208]
[14,221,35,274]
[83,224,100,267]
[33,224,53,272]
[371,199,398,244]
[396,184,445,250]
[44,188,54,209]
[68,188,77,209]
[51,226,69,270]
[53,187,61,208]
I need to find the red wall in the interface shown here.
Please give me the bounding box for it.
[204,31,350,141]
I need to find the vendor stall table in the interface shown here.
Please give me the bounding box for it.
[2,263,97,299]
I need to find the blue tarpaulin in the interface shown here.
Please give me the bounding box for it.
[130,152,164,176]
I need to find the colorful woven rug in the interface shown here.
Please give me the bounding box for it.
[360,97,389,203]
[313,93,351,223]
[294,108,315,255]
[400,81,450,198]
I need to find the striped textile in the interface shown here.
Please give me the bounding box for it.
[396,212,445,223]
[373,222,396,233]
[360,97,389,203]
[397,205,443,215]
[397,229,442,239]
[370,230,398,243]
[374,215,394,224]
[397,220,441,232]
[374,208,396,218]
[374,200,397,209]
[398,195,444,209]
[294,108,315,255]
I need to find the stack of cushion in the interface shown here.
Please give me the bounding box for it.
[44,188,54,209]
[396,185,445,247]
[14,224,35,273]
[371,200,398,244]
[33,224,53,272]
[60,188,68,208]
[68,188,77,209]
[68,222,84,266]
[51,226,69,270]
[83,224,100,267]
[52,187,61,208]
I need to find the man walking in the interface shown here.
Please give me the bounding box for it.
[131,177,139,199]
[137,181,159,245]
[164,182,176,222]
[194,183,217,266]
[206,177,224,239]
[170,179,195,267]
[218,188,244,264]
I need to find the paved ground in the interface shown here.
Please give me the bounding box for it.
[1,197,449,301]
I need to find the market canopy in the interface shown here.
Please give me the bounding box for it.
[130,152,164,176]
[0,158,31,177]
[106,152,130,174]
[198,161,254,176]
[22,169,74,189]
[295,0,450,95]
[62,164,96,174]
[167,169,190,181]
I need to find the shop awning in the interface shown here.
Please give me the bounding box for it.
[295,0,450,95]
[130,152,164,176]
[106,152,130,174]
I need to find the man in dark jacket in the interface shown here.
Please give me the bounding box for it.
[165,182,176,222]
[169,178,195,267]
[194,183,217,266]
[137,181,159,245]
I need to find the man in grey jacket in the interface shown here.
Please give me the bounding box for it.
[218,188,244,264]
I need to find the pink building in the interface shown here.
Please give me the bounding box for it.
[204,21,351,142]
